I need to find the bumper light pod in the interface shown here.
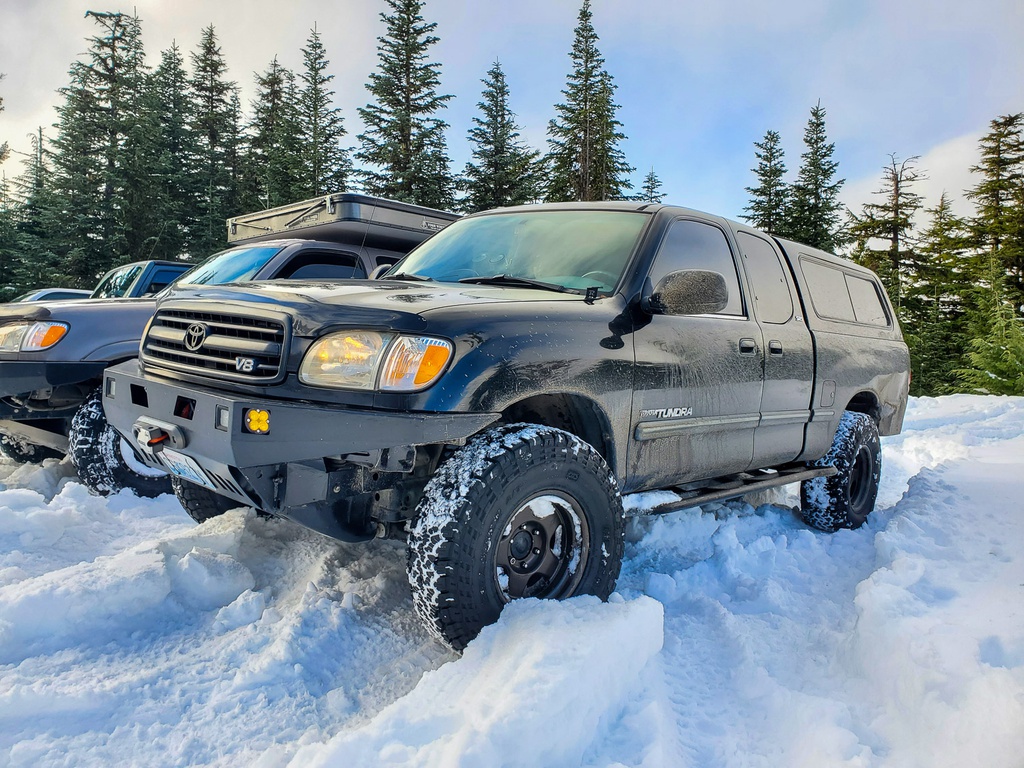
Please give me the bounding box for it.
[244,408,270,434]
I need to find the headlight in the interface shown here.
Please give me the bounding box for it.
[299,331,394,389]
[0,321,68,352]
[299,331,453,392]
[0,324,26,352]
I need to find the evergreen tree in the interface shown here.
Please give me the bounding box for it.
[742,129,789,234]
[463,61,544,213]
[546,0,633,202]
[87,11,152,264]
[0,73,13,299]
[45,61,102,286]
[11,129,63,295]
[147,43,194,259]
[356,0,456,209]
[848,154,924,311]
[222,88,246,219]
[789,102,845,251]
[0,73,8,165]
[639,168,665,203]
[297,28,351,197]
[965,113,1024,318]
[243,57,304,210]
[188,25,237,257]
[957,301,1024,395]
[905,194,972,395]
[958,114,1024,394]
[45,11,152,285]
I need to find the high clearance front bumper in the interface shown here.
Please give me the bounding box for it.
[102,360,500,540]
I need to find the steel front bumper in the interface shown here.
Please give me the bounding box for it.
[102,361,499,528]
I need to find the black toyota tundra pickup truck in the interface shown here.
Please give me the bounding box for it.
[102,202,910,649]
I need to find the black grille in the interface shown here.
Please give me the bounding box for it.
[142,309,287,383]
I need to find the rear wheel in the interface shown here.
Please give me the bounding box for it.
[69,388,171,497]
[801,411,881,532]
[407,424,625,651]
[0,434,62,464]
[172,477,240,524]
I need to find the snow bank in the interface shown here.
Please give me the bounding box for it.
[850,440,1024,766]
[0,510,253,664]
[0,395,1022,766]
[291,595,664,768]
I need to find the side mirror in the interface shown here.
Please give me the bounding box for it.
[369,264,392,280]
[644,269,729,315]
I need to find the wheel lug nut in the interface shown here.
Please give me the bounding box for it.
[533,548,540,554]
[510,557,517,565]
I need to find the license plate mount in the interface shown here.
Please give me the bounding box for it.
[160,447,216,490]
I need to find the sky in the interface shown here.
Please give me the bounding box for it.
[1,0,1022,224]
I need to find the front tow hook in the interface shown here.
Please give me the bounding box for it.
[132,418,187,453]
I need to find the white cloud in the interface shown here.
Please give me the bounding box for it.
[841,131,983,223]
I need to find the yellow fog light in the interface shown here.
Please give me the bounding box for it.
[244,408,270,434]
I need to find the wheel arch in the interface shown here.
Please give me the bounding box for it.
[842,391,882,424]
[498,393,616,471]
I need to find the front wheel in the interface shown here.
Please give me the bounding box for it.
[407,424,625,651]
[0,434,63,464]
[69,388,172,498]
[801,411,881,532]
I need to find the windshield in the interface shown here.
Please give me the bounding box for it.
[91,264,143,299]
[389,210,650,293]
[175,246,283,287]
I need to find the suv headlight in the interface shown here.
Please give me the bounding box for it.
[299,331,453,392]
[0,321,69,352]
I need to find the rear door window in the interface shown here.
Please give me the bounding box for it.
[736,232,793,324]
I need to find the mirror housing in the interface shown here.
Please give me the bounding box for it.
[643,269,729,316]
[369,264,392,280]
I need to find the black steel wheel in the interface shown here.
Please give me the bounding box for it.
[0,433,62,464]
[801,411,881,532]
[68,388,171,498]
[407,424,625,651]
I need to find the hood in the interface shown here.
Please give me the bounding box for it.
[0,297,157,323]
[158,279,583,336]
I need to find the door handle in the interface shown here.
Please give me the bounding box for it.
[769,340,784,355]
[738,338,757,355]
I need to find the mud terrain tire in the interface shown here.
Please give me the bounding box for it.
[69,388,171,498]
[0,434,63,464]
[407,424,625,651]
[172,477,240,523]
[801,411,881,532]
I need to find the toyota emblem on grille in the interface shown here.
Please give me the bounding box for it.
[183,322,208,352]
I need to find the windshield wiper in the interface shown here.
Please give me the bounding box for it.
[387,272,434,282]
[458,274,580,294]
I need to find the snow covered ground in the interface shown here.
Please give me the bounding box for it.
[1,395,1022,767]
